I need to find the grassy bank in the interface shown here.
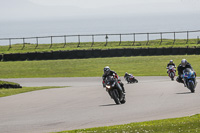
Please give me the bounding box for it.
[58,114,200,133]
[0,86,66,97]
[0,80,21,87]
[0,39,199,54]
[0,55,199,78]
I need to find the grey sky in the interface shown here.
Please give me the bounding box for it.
[0,0,200,22]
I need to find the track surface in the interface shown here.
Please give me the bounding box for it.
[0,77,200,133]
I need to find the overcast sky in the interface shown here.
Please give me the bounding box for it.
[0,0,200,22]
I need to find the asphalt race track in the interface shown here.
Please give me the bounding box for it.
[0,76,200,133]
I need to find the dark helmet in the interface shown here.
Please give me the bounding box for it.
[169,60,173,64]
[181,59,187,67]
[104,66,110,74]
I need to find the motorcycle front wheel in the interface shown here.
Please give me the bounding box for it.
[188,81,195,93]
[112,89,120,104]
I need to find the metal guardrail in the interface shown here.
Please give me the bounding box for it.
[0,30,200,49]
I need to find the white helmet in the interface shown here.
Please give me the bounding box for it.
[169,60,173,64]
[181,59,187,67]
[104,66,110,74]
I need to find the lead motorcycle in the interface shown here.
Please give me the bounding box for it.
[182,68,197,93]
[104,76,126,104]
[167,65,176,81]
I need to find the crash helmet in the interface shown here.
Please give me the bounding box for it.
[181,59,187,67]
[104,66,110,74]
[169,60,173,64]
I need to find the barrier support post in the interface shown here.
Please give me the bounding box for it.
[91,35,94,47]
[77,35,80,47]
[35,37,38,49]
[49,36,53,48]
[146,33,149,45]
[119,34,121,45]
[63,35,66,48]
[9,38,11,49]
[173,32,176,44]
[160,33,162,45]
[22,38,25,50]
[186,31,189,44]
[132,33,135,46]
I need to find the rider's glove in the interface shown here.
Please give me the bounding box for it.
[181,74,183,78]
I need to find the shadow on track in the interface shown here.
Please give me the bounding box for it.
[99,104,117,107]
[176,92,192,94]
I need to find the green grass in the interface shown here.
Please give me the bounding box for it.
[0,39,200,54]
[0,86,67,97]
[0,55,199,78]
[57,114,200,133]
[0,80,21,86]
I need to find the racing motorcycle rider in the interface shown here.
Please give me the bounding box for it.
[102,66,125,93]
[166,60,176,73]
[124,72,132,81]
[176,59,195,83]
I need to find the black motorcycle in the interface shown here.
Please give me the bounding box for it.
[105,76,126,104]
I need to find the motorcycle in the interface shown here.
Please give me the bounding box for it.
[167,65,176,81]
[104,76,126,104]
[182,68,197,93]
[124,73,138,83]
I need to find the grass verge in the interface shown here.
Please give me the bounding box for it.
[0,55,199,78]
[0,39,200,54]
[0,80,21,88]
[0,86,67,97]
[57,114,200,133]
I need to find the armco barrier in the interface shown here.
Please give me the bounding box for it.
[1,47,200,61]
[0,54,2,61]
[3,53,20,61]
[196,48,200,54]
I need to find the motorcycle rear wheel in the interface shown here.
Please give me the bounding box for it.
[120,97,126,104]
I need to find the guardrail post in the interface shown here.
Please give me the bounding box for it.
[77,35,80,47]
[91,35,94,47]
[197,36,200,44]
[173,32,176,44]
[146,33,149,45]
[132,33,135,46]
[49,36,53,48]
[105,34,108,46]
[35,37,38,49]
[63,35,66,48]
[160,33,162,45]
[22,38,25,50]
[9,38,11,49]
[119,34,121,45]
[186,31,189,44]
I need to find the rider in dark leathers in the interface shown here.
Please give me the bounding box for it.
[176,59,194,83]
[124,72,132,81]
[102,66,125,93]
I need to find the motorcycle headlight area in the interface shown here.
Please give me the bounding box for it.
[106,85,111,89]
